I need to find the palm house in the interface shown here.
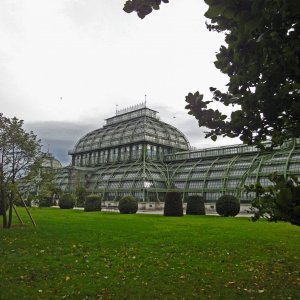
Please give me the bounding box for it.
[55,102,300,208]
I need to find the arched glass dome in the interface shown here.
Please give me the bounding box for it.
[70,105,190,167]
[41,154,62,169]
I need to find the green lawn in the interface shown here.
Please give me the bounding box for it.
[1,208,299,299]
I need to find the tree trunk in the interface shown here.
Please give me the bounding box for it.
[0,187,7,228]
[8,144,15,228]
[7,194,13,228]
[0,161,7,228]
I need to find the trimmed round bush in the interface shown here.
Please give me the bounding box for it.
[164,191,183,216]
[216,195,240,217]
[39,197,53,207]
[186,195,206,215]
[118,195,138,214]
[58,193,75,209]
[84,194,102,212]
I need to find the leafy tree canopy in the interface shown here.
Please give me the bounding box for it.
[123,0,300,147]
[123,0,169,19]
[0,113,41,228]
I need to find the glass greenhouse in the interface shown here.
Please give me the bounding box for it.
[55,103,300,205]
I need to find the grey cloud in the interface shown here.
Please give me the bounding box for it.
[24,121,97,166]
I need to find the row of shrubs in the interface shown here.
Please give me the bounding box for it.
[56,192,240,217]
[57,194,102,212]
[57,194,137,213]
[164,192,240,217]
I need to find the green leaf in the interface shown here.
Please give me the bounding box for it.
[211,135,217,141]
[204,5,224,19]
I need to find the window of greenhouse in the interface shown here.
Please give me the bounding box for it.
[155,182,165,188]
[151,173,163,179]
[125,173,137,178]
[212,164,228,170]
[174,182,186,189]
[291,153,300,160]
[261,164,285,173]
[205,192,222,201]
[108,182,119,188]
[191,172,206,179]
[176,173,189,179]
[234,161,251,167]
[228,169,247,176]
[194,165,211,171]
[206,180,222,188]
[113,174,123,179]
[96,182,107,189]
[226,179,240,188]
[289,164,300,171]
[209,170,225,178]
[223,147,238,155]
[244,177,257,185]
[271,155,286,162]
[188,181,205,188]
[121,181,134,188]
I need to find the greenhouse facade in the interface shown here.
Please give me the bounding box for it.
[55,103,300,206]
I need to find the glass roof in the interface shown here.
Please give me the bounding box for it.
[71,106,190,154]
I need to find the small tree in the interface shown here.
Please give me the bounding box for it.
[246,173,300,226]
[75,186,87,207]
[216,195,240,217]
[164,191,183,217]
[186,195,206,215]
[0,114,41,228]
[84,194,102,212]
[118,195,138,214]
[59,193,75,209]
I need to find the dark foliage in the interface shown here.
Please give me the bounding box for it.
[84,195,102,212]
[39,197,53,207]
[164,191,183,217]
[124,0,300,147]
[123,0,169,19]
[58,193,75,209]
[14,197,31,207]
[118,195,138,214]
[246,173,300,226]
[186,195,206,215]
[216,195,240,217]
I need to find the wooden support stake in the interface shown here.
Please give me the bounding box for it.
[18,191,36,228]
[13,205,24,225]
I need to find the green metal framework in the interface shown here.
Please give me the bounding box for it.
[55,104,300,204]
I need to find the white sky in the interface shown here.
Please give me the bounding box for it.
[0,0,240,164]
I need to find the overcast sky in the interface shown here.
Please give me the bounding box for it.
[0,0,240,165]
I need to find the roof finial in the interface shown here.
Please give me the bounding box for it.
[116,104,118,115]
[144,94,147,107]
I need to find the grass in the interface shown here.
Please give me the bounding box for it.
[0,208,299,300]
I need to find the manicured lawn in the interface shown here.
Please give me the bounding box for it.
[1,208,299,299]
